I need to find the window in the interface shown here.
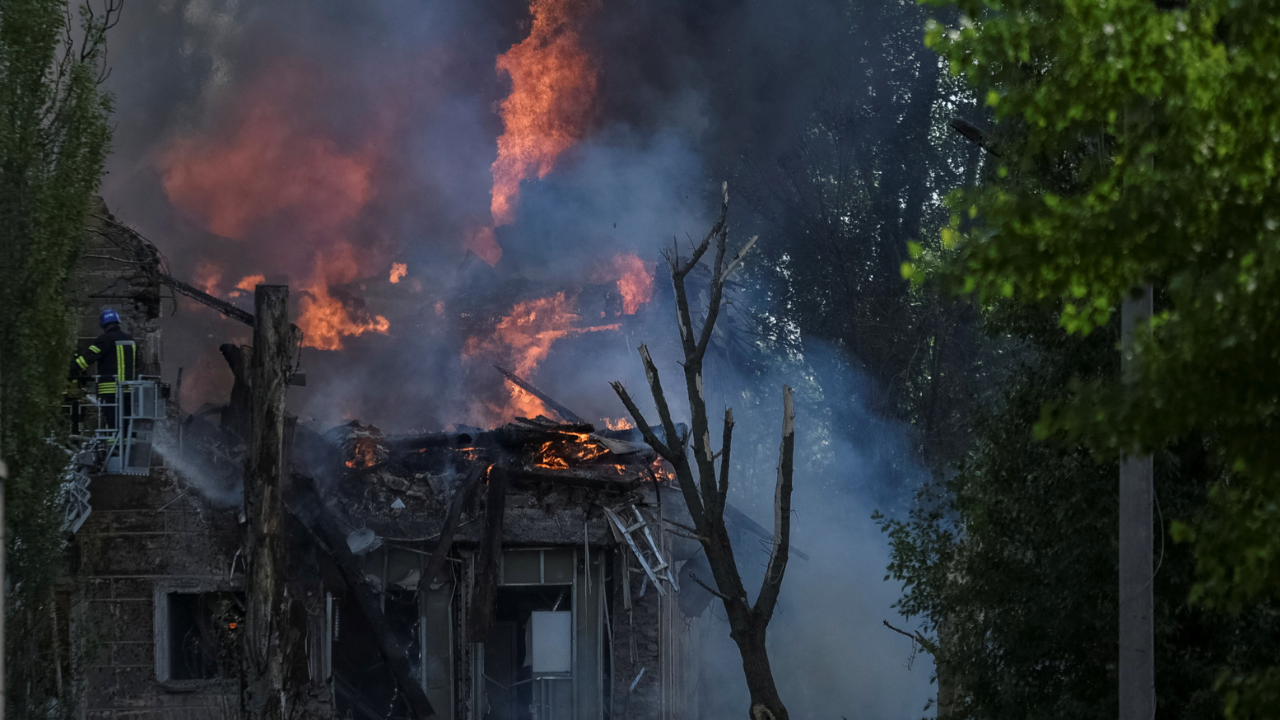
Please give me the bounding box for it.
[155,590,243,685]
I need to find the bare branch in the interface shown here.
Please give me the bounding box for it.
[717,408,734,511]
[882,620,939,655]
[610,381,673,460]
[720,235,759,283]
[688,571,731,602]
[754,386,795,621]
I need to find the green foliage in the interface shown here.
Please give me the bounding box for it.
[880,302,1280,719]
[0,0,113,716]
[899,0,1280,714]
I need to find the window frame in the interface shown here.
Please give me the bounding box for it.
[153,580,242,692]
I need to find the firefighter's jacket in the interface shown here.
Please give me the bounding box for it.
[71,326,137,394]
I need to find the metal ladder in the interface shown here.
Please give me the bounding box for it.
[603,505,679,596]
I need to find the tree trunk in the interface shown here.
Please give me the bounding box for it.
[732,623,788,720]
[242,285,296,720]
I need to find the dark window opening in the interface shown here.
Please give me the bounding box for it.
[485,585,573,720]
[168,592,243,681]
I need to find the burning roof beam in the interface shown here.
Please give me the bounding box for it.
[494,364,587,424]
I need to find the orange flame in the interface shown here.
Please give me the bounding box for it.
[236,274,266,292]
[389,262,408,284]
[534,431,609,469]
[465,292,617,377]
[489,0,600,227]
[160,68,374,240]
[465,292,619,421]
[613,253,653,314]
[603,417,635,431]
[298,244,391,351]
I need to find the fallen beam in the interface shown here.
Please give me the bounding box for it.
[419,465,486,591]
[288,475,437,719]
[494,365,587,424]
[156,271,256,326]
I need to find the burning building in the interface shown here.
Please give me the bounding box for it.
[65,207,746,720]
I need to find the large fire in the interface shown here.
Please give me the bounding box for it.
[298,244,392,351]
[471,0,600,266]
[465,292,619,421]
[160,68,375,240]
[161,65,390,352]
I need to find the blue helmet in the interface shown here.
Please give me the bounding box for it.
[99,309,121,327]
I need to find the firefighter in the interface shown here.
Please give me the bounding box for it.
[70,309,138,429]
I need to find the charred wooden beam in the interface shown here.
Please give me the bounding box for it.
[385,432,475,453]
[419,465,486,591]
[156,270,257,326]
[510,466,643,491]
[288,474,437,720]
[243,286,298,720]
[494,365,587,424]
[467,464,509,643]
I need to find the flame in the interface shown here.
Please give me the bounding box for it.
[464,292,619,422]
[344,433,382,469]
[489,0,600,227]
[465,292,617,377]
[465,225,503,267]
[160,68,375,240]
[603,417,635,431]
[533,431,609,469]
[298,244,391,351]
[389,262,408,284]
[236,274,266,292]
[612,253,653,314]
[194,261,223,296]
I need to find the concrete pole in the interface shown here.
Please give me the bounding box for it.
[1119,285,1154,720]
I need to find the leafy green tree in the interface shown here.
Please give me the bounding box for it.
[880,301,1280,719]
[896,0,1280,715]
[0,0,114,716]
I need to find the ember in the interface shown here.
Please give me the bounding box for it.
[533,431,609,469]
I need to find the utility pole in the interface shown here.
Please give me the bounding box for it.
[1119,285,1154,720]
[242,286,298,720]
[1,374,6,720]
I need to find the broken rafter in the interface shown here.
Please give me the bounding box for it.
[155,271,256,326]
[467,464,509,643]
[419,465,486,591]
[494,365,588,424]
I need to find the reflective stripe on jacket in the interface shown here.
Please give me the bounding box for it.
[71,326,137,392]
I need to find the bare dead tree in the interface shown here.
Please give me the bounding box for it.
[611,183,794,720]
